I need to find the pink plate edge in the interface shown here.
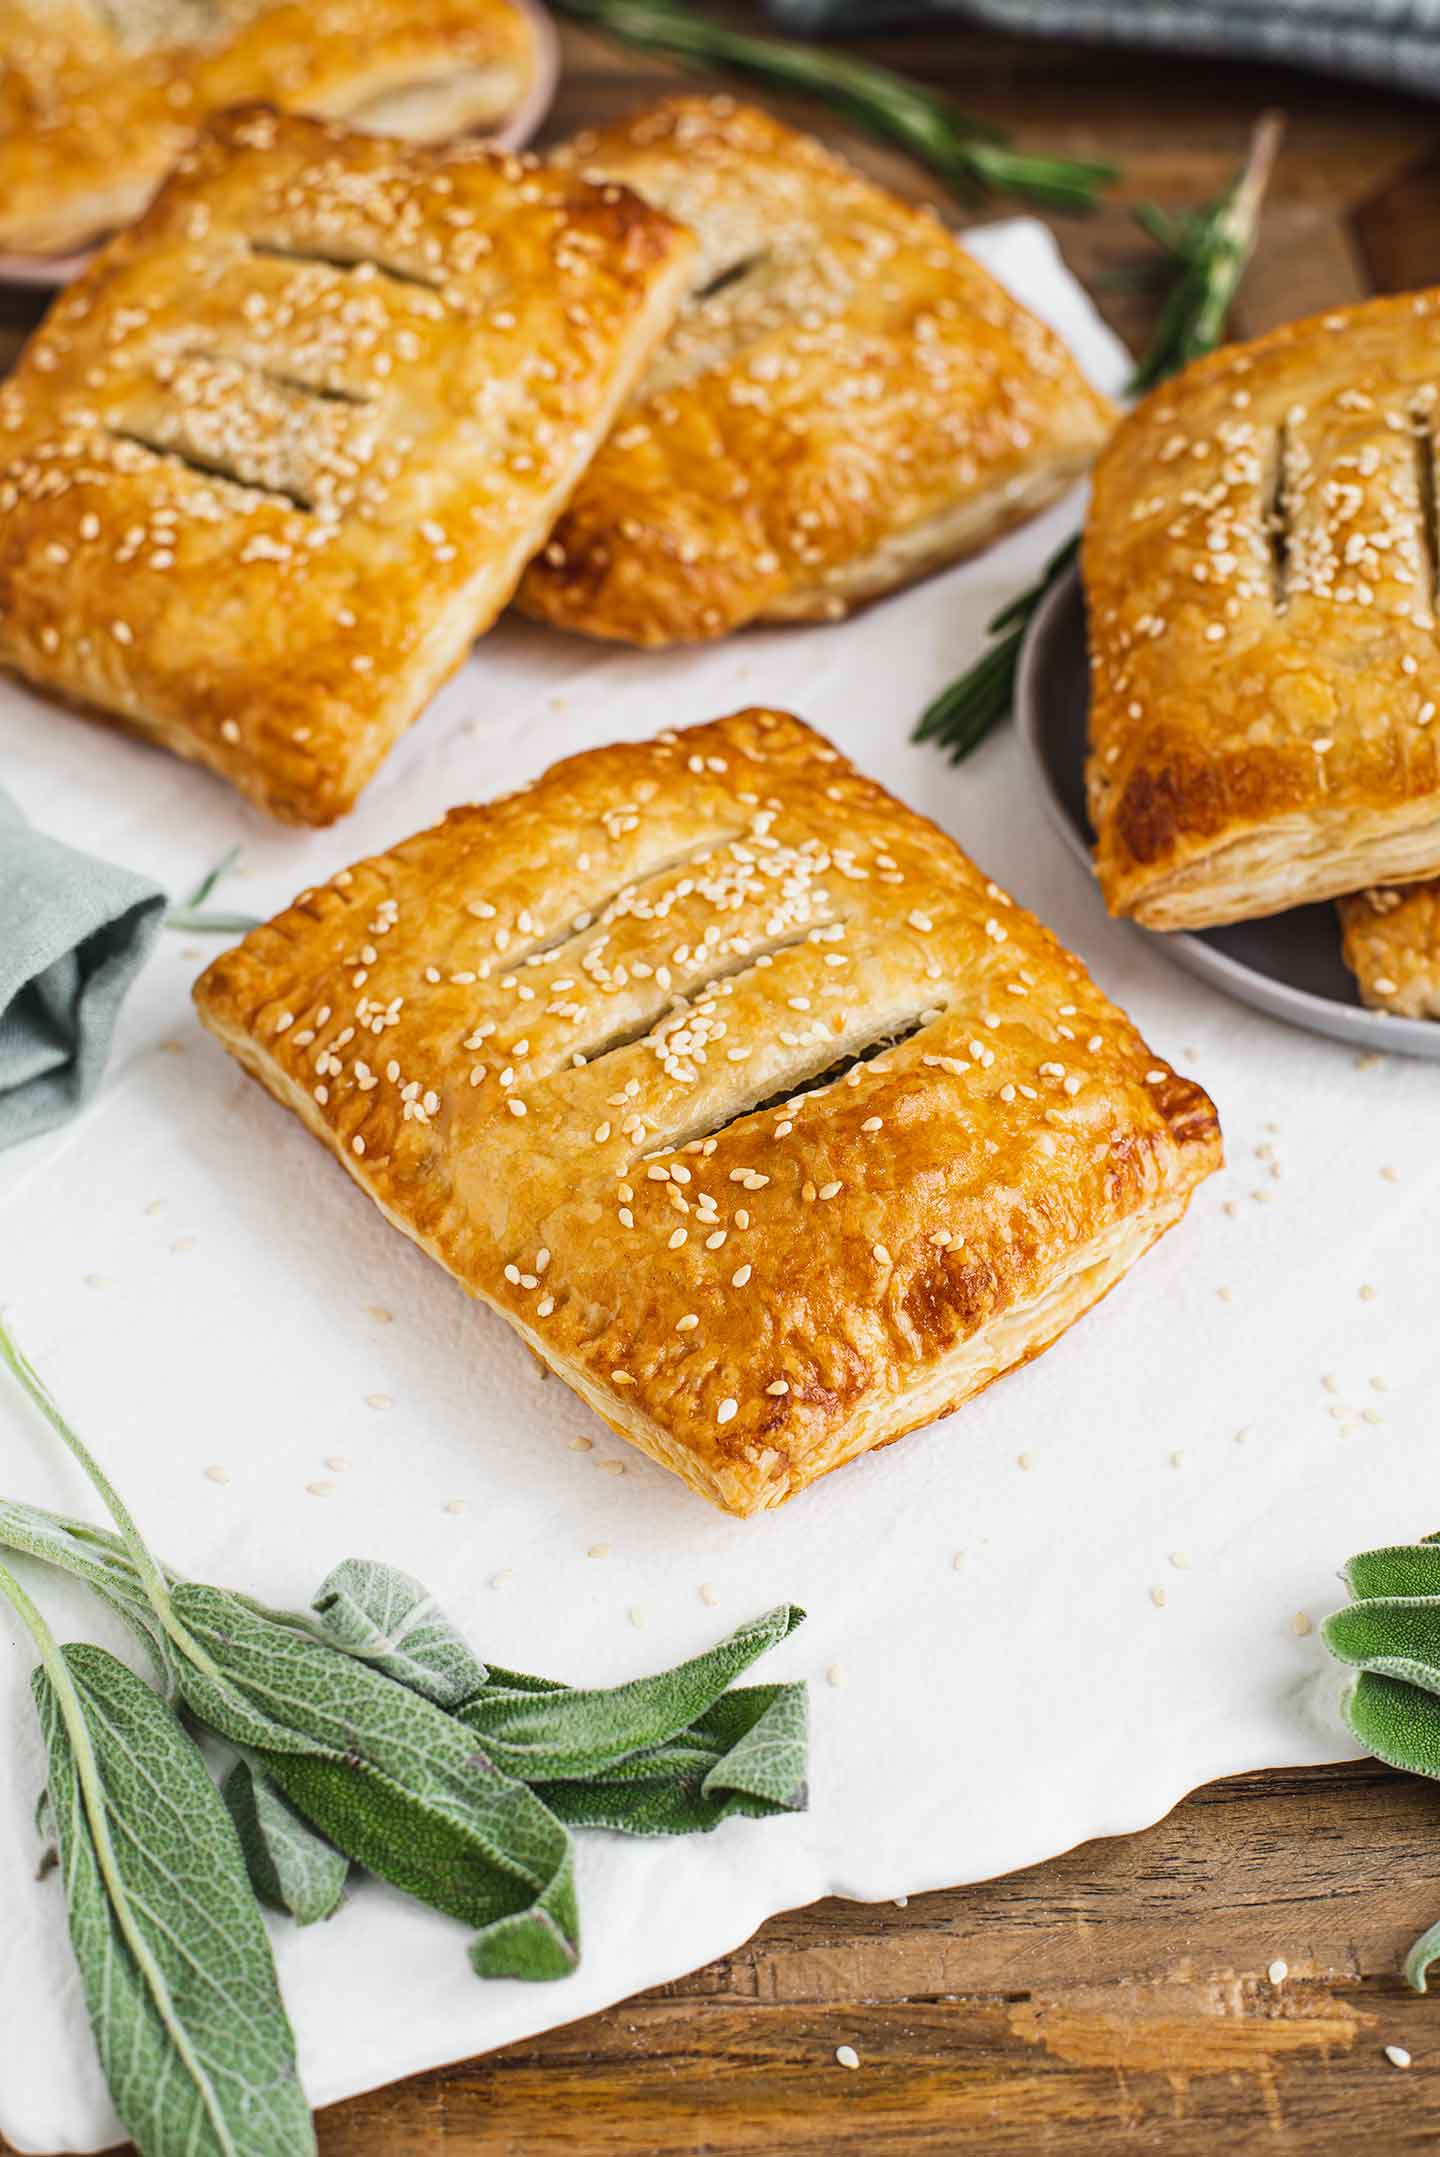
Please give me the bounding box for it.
[0,0,561,293]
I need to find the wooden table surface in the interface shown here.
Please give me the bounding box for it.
[6,12,1440,2155]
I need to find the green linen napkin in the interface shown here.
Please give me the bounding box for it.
[0,785,164,1152]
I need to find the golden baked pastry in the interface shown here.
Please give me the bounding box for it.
[193,708,1221,1516]
[0,109,693,825]
[1086,290,1440,931]
[0,0,544,258]
[516,96,1115,646]
[1339,882,1440,1018]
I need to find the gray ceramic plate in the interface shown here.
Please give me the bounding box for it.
[0,0,560,290]
[1015,562,1440,1060]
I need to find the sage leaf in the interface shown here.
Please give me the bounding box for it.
[310,1560,808,1833]
[538,1682,809,1835]
[222,1760,349,1927]
[1340,1668,1440,1779]
[315,1559,804,1782]
[2,1568,313,2156]
[458,1604,806,1782]
[1343,1543,1440,1602]
[1322,1600,1440,1700]
[162,1585,580,1981]
[312,1559,488,1707]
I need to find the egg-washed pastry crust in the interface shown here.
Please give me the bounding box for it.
[515,96,1115,647]
[194,709,1221,1516]
[0,108,693,824]
[1086,290,1440,931]
[0,0,543,257]
[1339,880,1440,1018]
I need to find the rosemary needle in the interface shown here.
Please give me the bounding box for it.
[550,0,1116,214]
[913,110,1285,765]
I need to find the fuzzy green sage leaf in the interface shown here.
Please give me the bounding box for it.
[0,1564,313,2156]
[310,1559,809,1833]
[0,1318,580,1982]
[313,1557,489,1708]
[1323,1540,1440,1991]
[222,1760,350,1928]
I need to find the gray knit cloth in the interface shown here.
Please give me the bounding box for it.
[766,0,1440,99]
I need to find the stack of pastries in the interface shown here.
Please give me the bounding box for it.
[0,90,1229,1510]
[1082,290,1440,1020]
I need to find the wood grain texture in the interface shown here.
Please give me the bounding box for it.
[4,13,1440,2153]
[311,1762,1440,2155]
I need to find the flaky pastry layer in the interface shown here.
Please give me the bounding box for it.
[194,708,1221,1515]
[1085,289,1440,930]
[516,96,1114,646]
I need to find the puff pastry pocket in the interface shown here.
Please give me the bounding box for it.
[1085,290,1440,930]
[193,709,1221,1516]
[0,0,545,258]
[0,108,693,824]
[1340,881,1440,1018]
[515,97,1115,646]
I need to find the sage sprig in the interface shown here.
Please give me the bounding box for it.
[550,0,1115,213]
[0,1317,810,1988]
[312,1558,809,1834]
[912,109,1284,765]
[0,1318,582,1981]
[0,1563,314,2154]
[1323,1535,1440,1991]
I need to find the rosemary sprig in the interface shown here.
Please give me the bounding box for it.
[913,110,1284,764]
[550,0,1116,214]
[165,846,261,936]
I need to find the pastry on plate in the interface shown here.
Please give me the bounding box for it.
[1086,290,1440,931]
[1339,882,1440,1018]
[0,108,693,824]
[193,708,1221,1516]
[0,0,547,259]
[516,96,1115,646]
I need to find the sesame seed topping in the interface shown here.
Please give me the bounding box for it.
[717,1397,738,1425]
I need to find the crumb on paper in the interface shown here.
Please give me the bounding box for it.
[365,1392,393,1411]
[324,1455,351,1473]
[367,1305,393,1324]
[588,1542,610,1559]
[569,1434,594,1452]
[1293,1612,1313,1637]
[1150,1586,1167,1609]
[203,1465,231,1486]
[699,1582,720,1606]
[306,1481,335,1499]
[444,1498,465,1516]
[491,1569,513,1590]
[628,1605,647,1629]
